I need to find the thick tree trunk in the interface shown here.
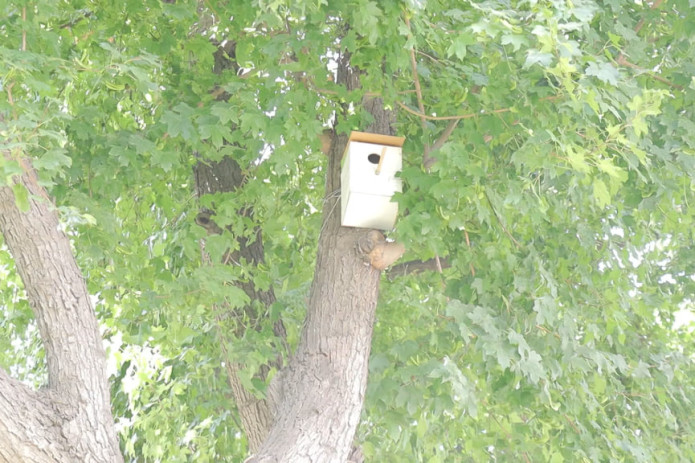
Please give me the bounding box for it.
[248,52,397,462]
[0,157,122,462]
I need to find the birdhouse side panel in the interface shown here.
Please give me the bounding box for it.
[341,190,398,230]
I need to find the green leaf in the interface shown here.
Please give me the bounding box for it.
[161,103,196,141]
[596,158,627,183]
[447,32,475,60]
[524,50,554,68]
[33,148,72,174]
[501,34,529,52]
[353,0,382,45]
[585,61,620,86]
[592,178,611,207]
[11,183,30,212]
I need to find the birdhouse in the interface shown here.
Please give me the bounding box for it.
[341,131,405,230]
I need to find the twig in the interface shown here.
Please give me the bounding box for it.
[59,10,93,29]
[484,191,521,249]
[6,82,14,106]
[201,0,223,25]
[616,54,683,90]
[303,81,410,98]
[563,414,581,434]
[405,41,452,263]
[424,118,460,170]
[404,16,431,167]
[416,49,442,64]
[463,228,475,276]
[21,7,26,51]
[405,18,427,122]
[429,119,459,153]
[310,81,558,123]
[434,255,443,273]
[634,0,664,34]
[617,0,683,90]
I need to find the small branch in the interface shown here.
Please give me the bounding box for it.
[416,49,442,64]
[6,82,14,106]
[464,229,475,276]
[616,0,683,90]
[404,16,431,167]
[429,119,459,153]
[21,7,26,52]
[398,101,512,121]
[59,10,93,29]
[425,118,460,170]
[616,54,683,90]
[563,414,581,434]
[434,255,443,273]
[484,191,521,249]
[310,80,559,124]
[634,0,664,34]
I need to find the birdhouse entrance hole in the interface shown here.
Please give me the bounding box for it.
[368,153,380,164]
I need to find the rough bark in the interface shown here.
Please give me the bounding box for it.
[0,157,122,462]
[194,156,282,452]
[248,51,397,462]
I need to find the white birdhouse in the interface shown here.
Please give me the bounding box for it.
[341,131,405,230]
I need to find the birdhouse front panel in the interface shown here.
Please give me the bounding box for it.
[341,134,404,230]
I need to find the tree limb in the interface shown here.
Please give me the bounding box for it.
[425,118,460,170]
[0,369,69,462]
[388,257,451,278]
[0,155,121,461]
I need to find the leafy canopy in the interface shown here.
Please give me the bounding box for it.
[1,0,695,461]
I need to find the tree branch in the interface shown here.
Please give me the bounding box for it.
[388,257,451,278]
[425,118,460,170]
[429,118,460,154]
[0,369,68,462]
[0,154,121,461]
[616,54,683,90]
[404,16,430,167]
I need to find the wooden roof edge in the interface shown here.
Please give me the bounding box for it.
[347,131,406,147]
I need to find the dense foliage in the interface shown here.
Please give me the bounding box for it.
[2,0,695,461]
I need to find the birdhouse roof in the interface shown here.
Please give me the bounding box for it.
[342,131,405,159]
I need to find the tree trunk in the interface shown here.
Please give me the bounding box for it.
[248,51,397,463]
[0,157,122,462]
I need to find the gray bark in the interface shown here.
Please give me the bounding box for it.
[0,157,122,462]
